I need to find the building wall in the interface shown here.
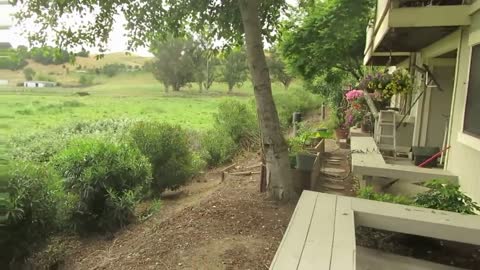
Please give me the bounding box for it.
[446,20,480,203]
[425,66,455,148]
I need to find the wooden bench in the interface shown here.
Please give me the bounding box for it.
[351,137,457,192]
[270,191,480,270]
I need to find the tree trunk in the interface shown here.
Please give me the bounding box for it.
[238,0,297,201]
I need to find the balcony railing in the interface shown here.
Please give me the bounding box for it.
[364,0,471,64]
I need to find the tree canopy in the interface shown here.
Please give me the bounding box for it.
[280,0,374,81]
[13,0,286,51]
[221,49,248,92]
[150,37,195,92]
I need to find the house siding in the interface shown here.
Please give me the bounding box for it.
[446,23,480,203]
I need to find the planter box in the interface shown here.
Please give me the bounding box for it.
[296,153,317,172]
[412,146,440,168]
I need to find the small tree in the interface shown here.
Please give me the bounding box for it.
[150,37,195,91]
[102,64,124,77]
[221,50,248,92]
[23,67,36,81]
[267,49,294,90]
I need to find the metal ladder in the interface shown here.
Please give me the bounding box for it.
[376,110,397,159]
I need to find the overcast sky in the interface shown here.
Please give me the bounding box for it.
[0,1,298,57]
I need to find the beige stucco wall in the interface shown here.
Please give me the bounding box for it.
[425,66,455,148]
[446,21,480,203]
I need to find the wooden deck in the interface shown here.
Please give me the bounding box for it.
[270,191,480,270]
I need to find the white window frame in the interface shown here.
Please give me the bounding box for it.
[458,43,480,152]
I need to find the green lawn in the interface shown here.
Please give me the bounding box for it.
[0,72,296,137]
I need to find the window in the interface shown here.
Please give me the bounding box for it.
[464,44,480,138]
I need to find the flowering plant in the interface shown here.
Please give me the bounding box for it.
[345,89,364,101]
[358,68,412,105]
[383,69,413,99]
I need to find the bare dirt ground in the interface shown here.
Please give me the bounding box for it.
[31,153,296,270]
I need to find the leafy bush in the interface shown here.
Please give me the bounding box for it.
[215,99,259,147]
[53,138,151,232]
[10,118,136,162]
[201,129,237,166]
[414,180,480,214]
[35,73,56,83]
[23,67,36,81]
[357,186,413,205]
[274,88,323,127]
[129,122,193,194]
[79,74,94,86]
[1,162,65,262]
[102,63,125,77]
[358,181,480,215]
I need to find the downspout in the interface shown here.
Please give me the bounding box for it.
[445,28,464,169]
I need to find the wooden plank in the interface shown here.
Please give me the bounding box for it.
[357,247,465,270]
[297,194,337,270]
[352,197,480,246]
[351,137,457,184]
[330,196,356,270]
[353,164,458,184]
[270,191,318,270]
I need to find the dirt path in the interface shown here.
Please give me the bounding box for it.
[33,153,295,270]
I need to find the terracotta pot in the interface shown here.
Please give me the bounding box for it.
[335,127,349,140]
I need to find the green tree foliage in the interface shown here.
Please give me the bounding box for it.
[0,49,28,70]
[79,74,94,86]
[23,67,36,81]
[221,49,248,92]
[150,37,195,92]
[280,0,373,81]
[75,48,90,58]
[29,46,73,65]
[267,48,294,89]
[102,63,125,77]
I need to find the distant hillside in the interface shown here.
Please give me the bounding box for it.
[0,52,154,85]
[75,52,153,69]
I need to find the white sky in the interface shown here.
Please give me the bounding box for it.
[0,1,297,57]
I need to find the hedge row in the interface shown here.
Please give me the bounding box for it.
[2,92,323,264]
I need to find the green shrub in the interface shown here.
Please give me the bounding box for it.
[10,118,136,162]
[201,129,237,166]
[414,180,480,214]
[129,122,193,195]
[1,162,65,262]
[53,138,151,232]
[78,75,94,86]
[215,99,259,147]
[35,73,56,83]
[358,181,480,215]
[274,88,323,127]
[357,186,413,205]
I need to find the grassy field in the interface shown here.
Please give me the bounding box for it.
[0,71,298,138]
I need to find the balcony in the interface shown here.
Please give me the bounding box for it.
[364,0,472,65]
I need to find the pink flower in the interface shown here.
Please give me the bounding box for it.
[345,89,364,101]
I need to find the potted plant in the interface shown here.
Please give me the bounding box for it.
[358,69,413,110]
[287,136,317,171]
